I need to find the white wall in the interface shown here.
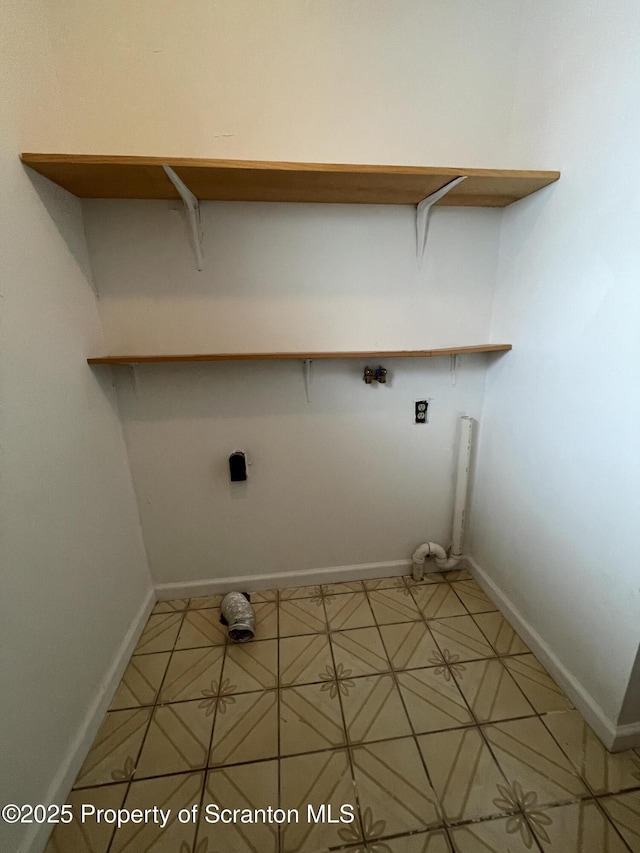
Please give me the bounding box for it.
[0,2,152,851]
[70,0,522,587]
[469,0,640,727]
[85,201,502,586]
[113,355,492,586]
[87,202,501,355]
[42,0,521,165]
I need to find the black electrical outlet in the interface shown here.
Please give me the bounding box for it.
[415,400,428,424]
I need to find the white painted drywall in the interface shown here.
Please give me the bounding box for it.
[71,0,522,585]
[113,355,490,585]
[41,0,521,164]
[86,202,501,355]
[85,201,501,583]
[0,2,152,851]
[469,0,640,725]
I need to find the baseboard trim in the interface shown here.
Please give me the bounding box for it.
[610,720,640,752]
[155,559,412,600]
[23,587,156,853]
[466,557,638,752]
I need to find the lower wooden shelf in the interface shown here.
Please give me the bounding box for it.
[87,344,511,365]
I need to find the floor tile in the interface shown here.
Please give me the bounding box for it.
[222,639,277,692]
[204,674,238,718]
[452,658,534,723]
[443,569,472,581]
[364,576,406,591]
[600,790,640,852]
[397,667,473,734]
[152,598,189,614]
[450,579,497,614]
[352,737,441,837]
[503,654,573,713]
[198,761,279,852]
[450,814,537,852]
[110,652,170,709]
[379,621,440,671]
[253,601,278,639]
[407,572,449,586]
[175,610,227,649]
[188,594,223,609]
[473,611,530,656]
[74,708,151,787]
[110,772,203,853]
[368,587,422,624]
[412,583,467,619]
[325,591,375,630]
[427,649,470,682]
[281,749,359,852]
[377,829,452,851]
[341,673,411,743]
[279,584,323,600]
[330,627,390,677]
[158,646,224,703]
[543,710,640,795]
[280,682,346,755]
[534,800,630,851]
[429,615,495,662]
[210,689,277,765]
[279,597,327,636]
[135,700,213,778]
[483,717,589,806]
[323,580,365,594]
[417,727,506,823]
[133,613,182,655]
[250,588,277,602]
[279,633,333,686]
[44,784,127,853]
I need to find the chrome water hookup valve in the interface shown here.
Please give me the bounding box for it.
[363,365,387,384]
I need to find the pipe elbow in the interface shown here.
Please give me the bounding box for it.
[412,542,449,581]
[412,541,465,579]
[412,542,448,562]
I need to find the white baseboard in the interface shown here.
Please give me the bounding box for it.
[23,587,156,853]
[610,720,640,752]
[155,559,412,600]
[467,556,639,752]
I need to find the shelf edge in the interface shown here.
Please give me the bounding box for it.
[88,344,512,365]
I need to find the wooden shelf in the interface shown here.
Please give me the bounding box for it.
[88,344,512,365]
[21,154,559,207]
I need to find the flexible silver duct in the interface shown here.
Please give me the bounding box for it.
[220,592,256,642]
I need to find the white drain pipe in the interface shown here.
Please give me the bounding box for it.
[412,416,474,581]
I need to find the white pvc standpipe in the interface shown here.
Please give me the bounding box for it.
[412,415,474,580]
[450,416,474,558]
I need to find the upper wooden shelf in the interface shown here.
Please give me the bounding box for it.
[21,154,559,207]
[88,344,512,365]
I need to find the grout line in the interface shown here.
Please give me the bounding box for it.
[105,602,191,853]
[73,756,640,797]
[81,577,638,853]
[192,623,227,852]
[405,576,540,833]
[320,586,365,846]
[276,583,281,853]
[590,796,636,853]
[360,581,446,833]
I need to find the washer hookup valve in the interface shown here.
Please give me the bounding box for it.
[363,365,387,384]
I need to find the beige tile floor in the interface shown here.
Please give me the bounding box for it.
[46,571,640,853]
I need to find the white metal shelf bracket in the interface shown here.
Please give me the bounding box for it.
[450,353,459,386]
[163,165,204,271]
[302,359,313,403]
[127,365,139,397]
[416,176,467,262]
